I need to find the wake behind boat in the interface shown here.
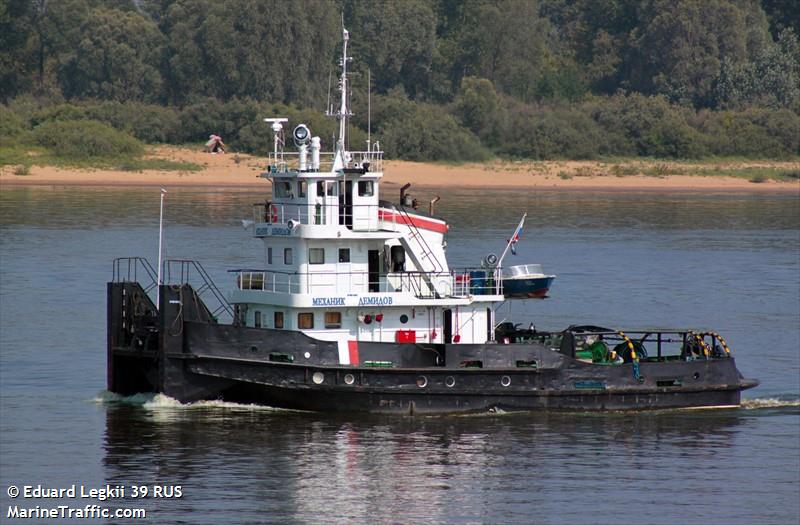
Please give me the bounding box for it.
[106,26,757,415]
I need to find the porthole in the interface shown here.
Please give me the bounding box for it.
[416,376,428,388]
[501,375,511,387]
[445,376,456,388]
[693,372,700,380]
[304,351,311,359]
[400,314,409,324]
[344,373,355,385]
[312,372,325,384]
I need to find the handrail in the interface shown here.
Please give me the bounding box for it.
[397,201,444,274]
[112,257,158,294]
[252,202,392,232]
[687,331,712,358]
[164,259,234,320]
[693,331,732,355]
[229,268,503,299]
[265,149,384,175]
[560,327,733,362]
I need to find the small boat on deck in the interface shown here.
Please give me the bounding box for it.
[501,264,556,298]
[105,26,757,415]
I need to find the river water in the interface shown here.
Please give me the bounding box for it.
[1,185,798,525]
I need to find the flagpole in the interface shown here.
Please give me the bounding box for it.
[498,212,527,268]
[156,188,167,309]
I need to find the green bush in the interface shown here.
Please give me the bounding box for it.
[587,94,707,158]
[371,91,488,161]
[0,105,26,145]
[22,100,182,144]
[30,104,89,126]
[84,101,181,143]
[453,77,506,147]
[7,92,796,163]
[177,97,262,146]
[695,108,800,157]
[497,102,602,159]
[32,120,144,158]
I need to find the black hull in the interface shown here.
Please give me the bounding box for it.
[179,354,751,415]
[107,282,758,415]
[185,364,749,415]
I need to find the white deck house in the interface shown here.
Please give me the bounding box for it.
[227,30,503,364]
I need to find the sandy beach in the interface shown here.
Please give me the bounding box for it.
[1,146,798,193]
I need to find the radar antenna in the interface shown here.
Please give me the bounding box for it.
[264,118,288,162]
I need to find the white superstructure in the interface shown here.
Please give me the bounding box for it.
[228,26,503,364]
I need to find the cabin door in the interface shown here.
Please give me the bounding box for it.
[443,309,453,344]
[368,250,380,292]
[339,180,353,229]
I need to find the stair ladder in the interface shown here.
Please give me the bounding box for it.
[397,205,447,298]
[164,259,234,321]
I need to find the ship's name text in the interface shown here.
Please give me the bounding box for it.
[358,296,393,306]
[312,297,345,306]
[255,226,292,237]
[310,296,394,307]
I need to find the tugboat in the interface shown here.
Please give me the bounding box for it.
[106,26,757,414]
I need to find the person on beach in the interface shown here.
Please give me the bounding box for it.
[205,134,226,154]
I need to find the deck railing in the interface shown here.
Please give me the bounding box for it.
[230,268,503,299]
[164,259,234,320]
[265,149,384,175]
[252,202,396,232]
[112,257,158,294]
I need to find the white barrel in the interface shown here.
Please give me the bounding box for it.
[311,137,321,170]
[299,144,308,171]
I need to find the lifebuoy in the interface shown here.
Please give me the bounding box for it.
[265,203,279,223]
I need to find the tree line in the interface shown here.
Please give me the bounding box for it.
[1,0,798,160]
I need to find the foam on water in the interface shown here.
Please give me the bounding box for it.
[93,391,296,412]
[740,396,800,409]
[94,391,800,413]
[93,390,158,405]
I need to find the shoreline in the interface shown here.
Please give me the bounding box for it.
[1,146,798,194]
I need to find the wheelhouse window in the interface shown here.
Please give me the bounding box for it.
[274,180,293,198]
[284,248,293,265]
[254,311,262,328]
[325,312,342,329]
[358,180,374,196]
[309,248,325,264]
[316,181,336,197]
[297,180,307,198]
[274,311,284,329]
[298,312,314,329]
[338,248,350,263]
[267,247,273,265]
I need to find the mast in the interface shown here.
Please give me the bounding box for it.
[332,24,351,171]
[156,188,167,309]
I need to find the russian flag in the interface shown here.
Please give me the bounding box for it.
[510,224,522,255]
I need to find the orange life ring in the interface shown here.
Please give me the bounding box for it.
[267,204,278,223]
